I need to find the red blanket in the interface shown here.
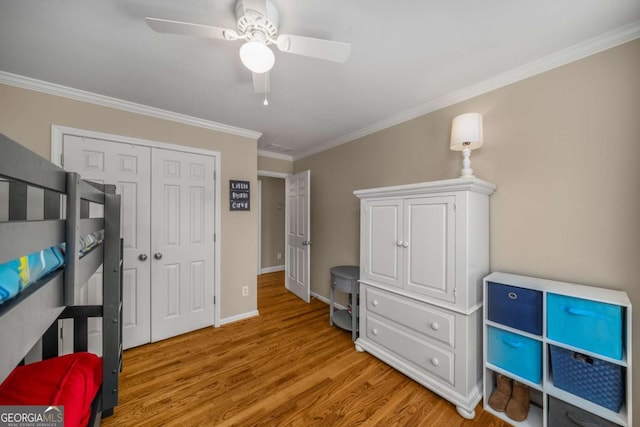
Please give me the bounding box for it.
[0,352,102,427]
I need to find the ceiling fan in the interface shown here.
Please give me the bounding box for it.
[146,0,351,94]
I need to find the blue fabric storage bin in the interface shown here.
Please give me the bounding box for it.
[550,345,624,412]
[487,326,542,384]
[488,282,542,335]
[547,293,623,360]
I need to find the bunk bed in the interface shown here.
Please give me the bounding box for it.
[0,132,122,425]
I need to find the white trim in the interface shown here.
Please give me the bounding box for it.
[258,149,294,161]
[294,20,640,160]
[311,291,347,310]
[219,310,260,326]
[260,265,285,274]
[257,180,262,275]
[257,170,289,179]
[51,125,223,328]
[52,125,223,159]
[0,71,261,140]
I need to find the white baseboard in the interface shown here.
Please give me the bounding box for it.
[260,265,285,274]
[311,291,347,310]
[219,310,260,326]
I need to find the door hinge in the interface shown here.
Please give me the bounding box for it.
[454,203,456,210]
[454,288,458,297]
[213,296,216,305]
[213,233,216,242]
[60,154,64,167]
[213,170,216,181]
[59,326,63,339]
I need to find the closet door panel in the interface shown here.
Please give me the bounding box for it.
[63,135,152,350]
[151,148,215,342]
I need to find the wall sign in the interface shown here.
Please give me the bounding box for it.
[230,180,250,211]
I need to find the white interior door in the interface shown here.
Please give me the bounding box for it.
[63,135,152,350]
[150,148,216,341]
[285,170,310,303]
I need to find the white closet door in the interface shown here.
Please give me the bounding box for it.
[63,135,152,350]
[150,149,215,341]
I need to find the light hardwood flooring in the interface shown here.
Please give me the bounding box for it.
[102,272,509,426]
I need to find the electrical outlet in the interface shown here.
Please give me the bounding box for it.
[277,252,282,260]
[242,286,249,297]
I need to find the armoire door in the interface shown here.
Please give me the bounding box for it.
[150,149,216,341]
[361,199,403,289]
[404,196,456,303]
[63,135,152,350]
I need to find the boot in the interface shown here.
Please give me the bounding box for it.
[506,380,531,421]
[488,373,512,412]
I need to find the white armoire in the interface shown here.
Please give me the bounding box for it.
[354,177,495,419]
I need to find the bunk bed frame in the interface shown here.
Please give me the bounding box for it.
[0,132,122,421]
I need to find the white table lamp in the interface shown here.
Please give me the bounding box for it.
[450,113,483,178]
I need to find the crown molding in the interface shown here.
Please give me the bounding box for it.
[295,20,640,161]
[257,149,294,161]
[0,71,262,140]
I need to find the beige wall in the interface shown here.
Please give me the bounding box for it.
[295,39,640,417]
[259,177,285,269]
[258,155,293,174]
[0,83,258,320]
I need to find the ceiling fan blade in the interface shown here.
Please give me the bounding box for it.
[145,17,235,40]
[253,71,270,94]
[242,0,268,17]
[277,34,351,63]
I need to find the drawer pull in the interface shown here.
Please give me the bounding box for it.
[372,328,378,336]
[430,358,439,366]
[565,306,603,319]
[430,322,439,331]
[502,338,523,348]
[372,300,379,307]
[508,292,518,300]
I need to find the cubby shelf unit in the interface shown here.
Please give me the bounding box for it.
[482,272,632,427]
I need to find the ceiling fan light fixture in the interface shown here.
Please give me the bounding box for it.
[239,41,275,73]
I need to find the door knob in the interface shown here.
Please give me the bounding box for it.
[154,252,163,260]
[138,253,148,261]
[396,240,403,247]
[302,240,312,246]
[402,242,409,248]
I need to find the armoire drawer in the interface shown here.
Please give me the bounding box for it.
[365,286,455,347]
[365,315,455,385]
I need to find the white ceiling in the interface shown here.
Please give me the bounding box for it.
[1,1,639,159]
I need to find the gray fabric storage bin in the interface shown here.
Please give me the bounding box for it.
[548,396,621,427]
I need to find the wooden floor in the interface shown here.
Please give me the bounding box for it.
[102,272,509,426]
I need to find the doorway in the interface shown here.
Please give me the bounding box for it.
[257,174,286,275]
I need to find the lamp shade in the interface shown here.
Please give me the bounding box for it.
[239,41,275,74]
[450,113,483,151]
